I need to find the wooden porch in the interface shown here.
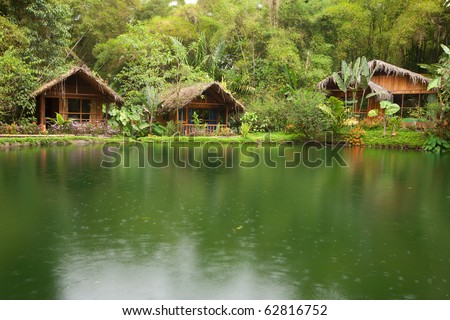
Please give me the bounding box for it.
[179,123,229,135]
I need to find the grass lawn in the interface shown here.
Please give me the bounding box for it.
[139,132,303,144]
[0,135,122,147]
[362,129,427,149]
[0,130,429,151]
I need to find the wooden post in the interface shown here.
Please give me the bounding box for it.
[225,107,229,127]
[185,106,189,135]
[401,94,405,117]
[39,95,45,125]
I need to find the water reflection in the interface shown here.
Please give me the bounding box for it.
[0,145,449,299]
[57,237,296,299]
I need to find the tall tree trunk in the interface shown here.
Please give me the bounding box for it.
[267,0,280,26]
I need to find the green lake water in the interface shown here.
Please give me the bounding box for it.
[0,143,449,299]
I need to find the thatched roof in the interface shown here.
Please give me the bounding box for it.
[32,66,124,104]
[158,82,245,113]
[368,60,430,85]
[366,81,393,100]
[317,60,432,100]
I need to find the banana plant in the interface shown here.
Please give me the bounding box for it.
[332,60,353,112]
[348,57,362,115]
[349,57,376,116]
[358,57,376,114]
[368,100,400,135]
[333,57,375,118]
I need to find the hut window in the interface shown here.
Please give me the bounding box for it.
[209,109,217,121]
[187,109,219,124]
[404,95,419,108]
[393,95,402,106]
[402,94,419,118]
[68,98,92,121]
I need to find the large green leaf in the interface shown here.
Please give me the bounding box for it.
[374,101,400,116]
[427,77,441,90]
[316,104,335,120]
[361,57,369,77]
[145,85,158,111]
[138,123,150,130]
[379,100,390,109]
[332,72,347,92]
[353,57,361,78]
[368,109,378,117]
[385,103,400,116]
[360,57,370,89]
[341,61,348,80]
[441,44,450,56]
[360,76,369,90]
[365,92,379,98]
[344,61,353,84]
[56,113,64,123]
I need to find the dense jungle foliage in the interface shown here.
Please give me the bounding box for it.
[0,0,449,138]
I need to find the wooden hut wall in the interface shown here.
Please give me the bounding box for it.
[371,74,429,94]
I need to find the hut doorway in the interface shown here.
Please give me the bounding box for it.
[45,98,59,123]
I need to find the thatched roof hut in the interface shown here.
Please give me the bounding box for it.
[157,82,244,135]
[158,82,244,114]
[317,59,433,117]
[32,66,124,104]
[33,65,124,125]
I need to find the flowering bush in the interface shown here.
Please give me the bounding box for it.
[359,116,383,130]
[285,124,295,133]
[0,121,42,134]
[344,126,365,146]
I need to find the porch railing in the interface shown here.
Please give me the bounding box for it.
[180,123,224,135]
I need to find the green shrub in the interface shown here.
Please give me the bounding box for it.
[106,103,149,138]
[0,50,37,122]
[423,133,450,153]
[286,89,332,139]
[151,123,167,136]
[165,120,177,136]
[326,96,346,133]
[240,112,269,132]
[240,122,251,138]
[243,96,289,132]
